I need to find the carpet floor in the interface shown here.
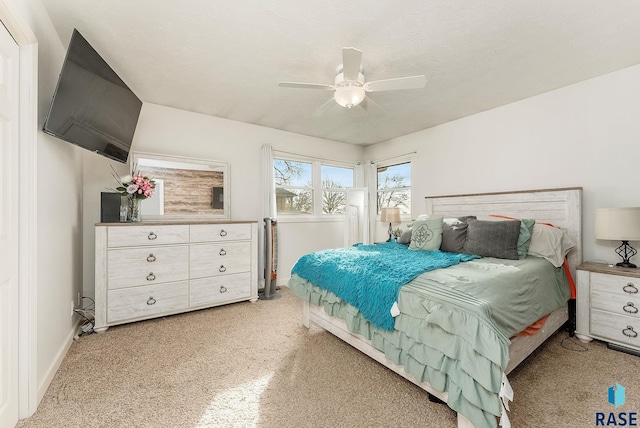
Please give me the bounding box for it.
[17,287,640,427]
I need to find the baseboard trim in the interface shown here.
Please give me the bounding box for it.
[36,321,80,404]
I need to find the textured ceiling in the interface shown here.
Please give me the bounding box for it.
[40,0,640,145]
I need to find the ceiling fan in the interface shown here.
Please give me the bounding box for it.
[277,47,427,113]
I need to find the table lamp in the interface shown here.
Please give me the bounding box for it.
[381,207,401,242]
[595,207,640,268]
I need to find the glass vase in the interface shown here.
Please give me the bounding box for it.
[127,197,142,222]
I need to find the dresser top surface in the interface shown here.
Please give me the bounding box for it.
[96,220,258,227]
[577,261,640,278]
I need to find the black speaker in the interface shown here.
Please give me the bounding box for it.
[101,192,122,223]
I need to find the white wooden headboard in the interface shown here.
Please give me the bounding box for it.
[425,187,583,275]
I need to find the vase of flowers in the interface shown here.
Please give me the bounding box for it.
[111,167,155,222]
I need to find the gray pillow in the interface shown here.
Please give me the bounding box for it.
[397,228,412,245]
[462,219,521,260]
[440,216,477,253]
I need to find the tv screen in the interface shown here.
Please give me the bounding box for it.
[43,29,142,163]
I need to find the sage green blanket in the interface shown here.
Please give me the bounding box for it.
[288,256,569,428]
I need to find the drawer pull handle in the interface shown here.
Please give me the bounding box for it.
[623,283,638,294]
[146,272,156,281]
[147,254,156,262]
[220,286,227,293]
[219,265,227,273]
[219,249,227,256]
[623,326,638,338]
[147,297,156,305]
[624,302,639,314]
[220,229,227,237]
[148,232,157,240]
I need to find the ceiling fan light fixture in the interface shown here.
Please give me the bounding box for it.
[334,85,365,109]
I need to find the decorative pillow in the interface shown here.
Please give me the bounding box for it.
[397,228,412,245]
[409,217,443,251]
[517,219,535,259]
[440,216,477,253]
[527,223,576,267]
[463,219,521,260]
[489,215,535,259]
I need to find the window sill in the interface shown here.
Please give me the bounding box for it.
[276,215,345,224]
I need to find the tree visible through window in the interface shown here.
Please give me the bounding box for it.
[377,161,411,215]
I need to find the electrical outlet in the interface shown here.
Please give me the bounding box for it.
[70,300,75,317]
[77,292,82,307]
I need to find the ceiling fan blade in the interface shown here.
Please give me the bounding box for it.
[278,81,335,90]
[312,98,337,117]
[342,47,362,81]
[360,97,385,115]
[364,75,427,92]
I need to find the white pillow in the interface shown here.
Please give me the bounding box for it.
[527,223,576,267]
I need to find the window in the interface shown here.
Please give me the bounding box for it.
[274,157,355,216]
[321,165,353,214]
[376,161,411,215]
[274,159,313,214]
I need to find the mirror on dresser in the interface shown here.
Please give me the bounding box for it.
[131,152,230,221]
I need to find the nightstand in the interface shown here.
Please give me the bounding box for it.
[576,262,640,355]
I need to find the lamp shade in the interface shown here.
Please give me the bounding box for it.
[594,207,640,241]
[381,207,401,223]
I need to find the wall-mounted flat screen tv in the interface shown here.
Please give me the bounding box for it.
[43,29,142,163]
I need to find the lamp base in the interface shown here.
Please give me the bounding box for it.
[616,240,638,269]
[616,261,637,269]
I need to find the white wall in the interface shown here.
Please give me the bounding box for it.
[8,0,85,406]
[365,64,640,266]
[82,103,365,296]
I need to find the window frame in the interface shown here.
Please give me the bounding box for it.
[373,155,413,221]
[273,152,359,222]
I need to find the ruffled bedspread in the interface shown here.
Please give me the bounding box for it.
[288,274,510,428]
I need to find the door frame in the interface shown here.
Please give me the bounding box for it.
[0,1,39,418]
[344,187,369,246]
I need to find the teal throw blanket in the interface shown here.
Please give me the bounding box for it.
[291,242,479,330]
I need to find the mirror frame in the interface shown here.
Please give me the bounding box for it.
[131,151,230,221]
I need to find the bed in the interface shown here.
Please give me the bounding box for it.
[287,187,582,428]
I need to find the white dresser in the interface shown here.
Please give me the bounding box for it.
[576,262,640,353]
[95,221,258,332]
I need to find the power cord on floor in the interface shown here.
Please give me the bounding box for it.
[560,331,589,352]
[73,296,96,340]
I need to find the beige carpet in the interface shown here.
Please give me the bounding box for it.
[17,287,640,427]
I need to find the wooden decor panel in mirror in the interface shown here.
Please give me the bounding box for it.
[132,152,230,221]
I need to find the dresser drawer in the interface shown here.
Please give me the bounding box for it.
[189,241,251,279]
[190,223,252,243]
[107,246,189,289]
[591,272,640,299]
[107,281,189,323]
[107,225,189,248]
[591,289,640,319]
[591,308,640,349]
[190,273,251,307]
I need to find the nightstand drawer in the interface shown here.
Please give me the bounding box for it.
[591,272,640,299]
[591,309,640,349]
[591,289,640,318]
